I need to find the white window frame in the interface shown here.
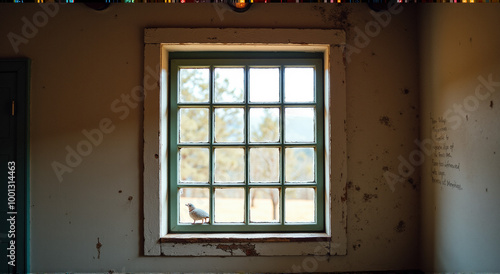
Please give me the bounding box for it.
[143,28,347,257]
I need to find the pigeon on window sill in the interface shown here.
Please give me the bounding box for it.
[186,203,209,224]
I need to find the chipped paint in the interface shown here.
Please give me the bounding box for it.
[379,115,391,127]
[363,193,378,202]
[394,220,406,233]
[352,240,362,251]
[407,177,417,190]
[216,243,259,256]
[340,190,347,202]
[160,238,332,257]
[313,4,351,29]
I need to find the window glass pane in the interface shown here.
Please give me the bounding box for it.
[214,108,244,143]
[249,188,280,223]
[249,67,279,103]
[284,67,315,103]
[214,188,245,223]
[170,54,324,232]
[214,67,244,103]
[179,148,209,183]
[249,147,280,183]
[285,188,315,223]
[285,107,315,143]
[214,148,245,183]
[249,108,280,143]
[179,108,209,143]
[285,147,315,183]
[179,68,209,103]
[179,187,210,224]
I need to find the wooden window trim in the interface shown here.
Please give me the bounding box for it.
[143,28,347,257]
[161,233,330,243]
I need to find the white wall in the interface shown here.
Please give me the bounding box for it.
[0,3,420,272]
[419,5,500,272]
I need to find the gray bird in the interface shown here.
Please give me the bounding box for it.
[185,203,209,224]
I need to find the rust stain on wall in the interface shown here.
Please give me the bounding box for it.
[216,243,259,256]
[96,237,102,259]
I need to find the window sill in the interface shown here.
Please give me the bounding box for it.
[160,232,330,243]
[157,233,333,257]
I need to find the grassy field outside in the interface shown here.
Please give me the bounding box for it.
[179,197,314,224]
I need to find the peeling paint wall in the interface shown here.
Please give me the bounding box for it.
[0,3,419,272]
[419,6,500,272]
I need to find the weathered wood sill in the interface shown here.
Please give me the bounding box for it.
[160,233,330,243]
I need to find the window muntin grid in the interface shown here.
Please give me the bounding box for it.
[169,54,324,233]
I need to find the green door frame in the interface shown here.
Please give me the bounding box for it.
[0,59,30,273]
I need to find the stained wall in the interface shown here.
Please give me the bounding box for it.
[419,5,500,272]
[0,4,420,272]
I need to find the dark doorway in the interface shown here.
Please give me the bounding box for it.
[0,59,29,273]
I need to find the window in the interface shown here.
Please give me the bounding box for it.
[143,28,347,257]
[169,52,324,233]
